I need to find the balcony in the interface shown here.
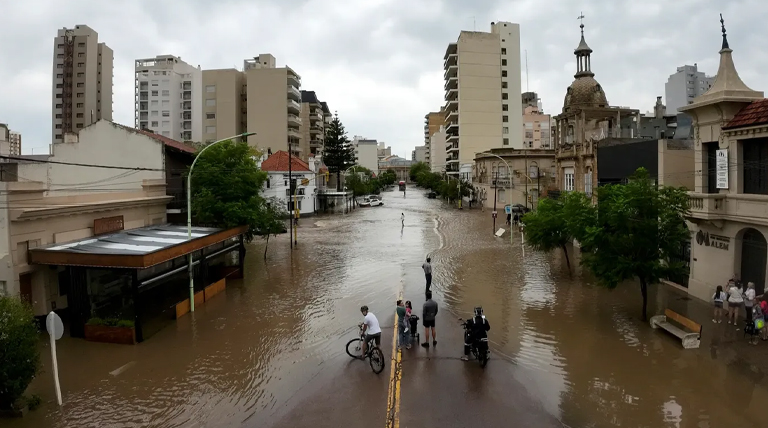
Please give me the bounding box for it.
[287,70,301,88]
[288,128,302,139]
[287,114,302,126]
[182,93,192,101]
[444,98,458,113]
[182,102,192,110]
[444,64,458,80]
[444,53,458,68]
[182,82,192,91]
[310,140,323,148]
[688,192,768,225]
[287,85,301,100]
[446,122,458,134]
[445,110,458,123]
[287,99,301,113]
[444,76,458,91]
[447,134,459,143]
[446,143,459,153]
[445,87,458,102]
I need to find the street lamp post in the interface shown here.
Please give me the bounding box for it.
[187,132,255,313]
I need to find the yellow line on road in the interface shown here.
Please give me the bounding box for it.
[385,290,403,428]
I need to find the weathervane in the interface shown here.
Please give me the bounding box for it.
[578,12,585,35]
[720,13,729,49]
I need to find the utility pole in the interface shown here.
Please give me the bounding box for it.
[493,170,498,234]
[524,149,528,210]
[288,143,293,249]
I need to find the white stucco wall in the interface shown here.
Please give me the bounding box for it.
[264,171,317,215]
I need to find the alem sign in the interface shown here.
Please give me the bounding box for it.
[93,215,125,236]
[716,149,728,189]
[695,229,729,251]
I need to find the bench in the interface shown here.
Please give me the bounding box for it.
[650,309,702,349]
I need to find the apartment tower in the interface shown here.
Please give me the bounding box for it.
[299,90,327,159]
[243,54,302,156]
[200,68,246,142]
[665,64,715,114]
[443,21,522,176]
[135,55,202,141]
[52,25,113,144]
[522,106,552,149]
[424,110,445,166]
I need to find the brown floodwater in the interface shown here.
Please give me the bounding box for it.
[8,189,768,428]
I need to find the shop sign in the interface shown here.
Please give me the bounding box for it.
[695,229,729,251]
[94,215,124,236]
[716,149,728,189]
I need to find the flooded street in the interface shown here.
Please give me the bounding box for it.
[9,189,768,428]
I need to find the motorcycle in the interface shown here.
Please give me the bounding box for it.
[459,318,490,367]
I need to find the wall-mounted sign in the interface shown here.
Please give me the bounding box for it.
[93,215,124,236]
[716,149,728,189]
[695,229,730,251]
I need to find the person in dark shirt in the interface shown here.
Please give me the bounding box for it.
[421,291,438,348]
[462,306,490,361]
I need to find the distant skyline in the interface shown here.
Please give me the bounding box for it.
[1,0,766,156]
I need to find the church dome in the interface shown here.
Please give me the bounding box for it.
[564,76,608,111]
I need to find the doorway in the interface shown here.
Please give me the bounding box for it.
[741,228,767,294]
[19,273,32,305]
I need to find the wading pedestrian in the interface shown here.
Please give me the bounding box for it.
[745,282,757,325]
[712,285,726,323]
[421,291,438,348]
[396,300,410,350]
[727,279,743,327]
[422,257,433,292]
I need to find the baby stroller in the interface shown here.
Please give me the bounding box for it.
[408,314,421,343]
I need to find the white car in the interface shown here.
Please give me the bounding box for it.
[360,195,383,207]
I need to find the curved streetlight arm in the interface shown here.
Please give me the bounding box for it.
[187,131,255,312]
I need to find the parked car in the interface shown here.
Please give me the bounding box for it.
[427,192,437,199]
[359,195,383,207]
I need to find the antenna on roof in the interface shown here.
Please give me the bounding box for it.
[525,50,529,92]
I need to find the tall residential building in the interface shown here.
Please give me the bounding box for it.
[9,131,20,155]
[423,110,444,165]
[135,55,202,141]
[201,68,246,142]
[522,106,552,149]
[522,91,542,111]
[665,64,715,114]
[377,142,391,160]
[429,126,447,173]
[52,25,113,144]
[352,136,380,173]
[243,54,302,157]
[412,145,427,163]
[0,125,21,155]
[443,21,522,176]
[299,90,328,159]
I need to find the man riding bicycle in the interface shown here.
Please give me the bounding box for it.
[360,305,382,358]
[461,306,490,361]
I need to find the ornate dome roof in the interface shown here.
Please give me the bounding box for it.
[564,76,608,111]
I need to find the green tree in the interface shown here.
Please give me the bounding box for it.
[255,197,287,260]
[190,140,268,242]
[522,191,590,269]
[409,162,430,182]
[575,168,690,321]
[323,113,356,190]
[0,296,40,411]
[380,169,397,186]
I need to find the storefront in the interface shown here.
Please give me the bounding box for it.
[29,224,247,342]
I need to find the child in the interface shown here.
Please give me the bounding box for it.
[404,301,412,333]
[750,298,765,345]
[712,286,726,323]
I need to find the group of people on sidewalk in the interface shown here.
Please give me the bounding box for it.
[713,277,768,345]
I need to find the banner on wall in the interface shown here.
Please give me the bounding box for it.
[716,149,728,189]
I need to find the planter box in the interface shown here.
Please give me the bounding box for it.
[84,324,136,345]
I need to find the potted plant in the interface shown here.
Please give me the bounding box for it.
[84,317,136,345]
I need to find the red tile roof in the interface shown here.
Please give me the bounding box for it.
[723,99,768,130]
[109,122,197,154]
[260,150,311,172]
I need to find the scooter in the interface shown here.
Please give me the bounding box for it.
[459,318,490,368]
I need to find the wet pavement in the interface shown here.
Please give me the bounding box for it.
[8,188,768,428]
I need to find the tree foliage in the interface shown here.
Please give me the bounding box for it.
[323,113,356,190]
[522,191,591,268]
[345,166,385,196]
[380,169,397,186]
[0,296,40,410]
[190,139,269,242]
[409,162,430,182]
[255,197,287,259]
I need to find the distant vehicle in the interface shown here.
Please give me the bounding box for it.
[508,204,530,214]
[398,181,406,191]
[359,195,383,207]
[427,192,437,199]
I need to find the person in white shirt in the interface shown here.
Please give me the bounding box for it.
[744,282,757,325]
[727,280,744,326]
[360,305,381,358]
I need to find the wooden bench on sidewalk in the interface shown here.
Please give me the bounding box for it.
[650,309,702,349]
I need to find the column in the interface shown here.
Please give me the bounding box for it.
[131,270,143,343]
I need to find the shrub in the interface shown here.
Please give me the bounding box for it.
[86,317,134,328]
[25,394,42,411]
[0,296,41,410]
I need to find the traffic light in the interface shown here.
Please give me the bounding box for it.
[527,195,532,203]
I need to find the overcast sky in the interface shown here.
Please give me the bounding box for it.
[1,0,765,156]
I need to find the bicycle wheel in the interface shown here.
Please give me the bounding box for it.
[369,347,385,374]
[345,338,363,359]
[479,351,489,368]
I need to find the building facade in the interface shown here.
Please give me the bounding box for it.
[299,90,327,160]
[259,151,318,216]
[0,124,21,156]
[412,145,427,163]
[52,25,113,144]
[443,21,523,177]
[200,68,246,142]
[665,64,715,114]
[352,136,380,174]
[378,155,412,183]
[679,25,767,300]
[473,149,556,210]
[553,23,639,198]
[377,142,391,160]
[522,106,552,149]
[424,110,445,165]
[429,126,447,173]
[135,55,202,142]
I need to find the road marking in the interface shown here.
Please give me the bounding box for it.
[385,290,403,428]
[109,361,135,377]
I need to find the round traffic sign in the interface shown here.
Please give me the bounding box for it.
[46,311,64,341]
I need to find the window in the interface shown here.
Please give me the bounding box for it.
[502,59,507,66]
[77,72,84,77]
[206,126,216,134]
[57,73,63,78]
[78,42,85,47]
[78,52,84,58]
[266,179,271,188]
[162,90,170,96]
[503,138,509,146]
[206,85,216,92]
[56,83,63,88]
[76,93,83,98]
[206,99,216,107]
[525,122,533,129]
[503,115,508,122]
[502,127,509,134]
[55,134,62,140]
[206,113,216,119]
[77,62,84,67]
[501,48,507,55]
[57,64,63,69]
[162,100,170,107]
[151,80,159,86]
[76,103,83,108]
[55,94,62,98]
[162,121,170,127]
[502,81,508,89]
[151,100,158,106]
[151,111,158,116]
[76,123,83,129]
[585,171,593,196]
[502,70,507,77]
[0,281,6,297]
[77,82,84,87]
[56,104,62,108]
[564,168,575,191]
[55,124,62,129]
[76,113,83,118]
[162,111,170,117]
[57,54,64,58]
[525,131,533,139]
[743,138,768,195]
[151,121,159,127]
[502,93,508,100]
[502,104,508,112]
[162,79,170,86]
[151,90,159,96]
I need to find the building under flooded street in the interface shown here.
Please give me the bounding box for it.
[9,189,768,428]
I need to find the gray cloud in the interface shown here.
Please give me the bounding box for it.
[0,0,766,157]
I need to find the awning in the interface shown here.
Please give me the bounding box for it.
[29,224,248,269]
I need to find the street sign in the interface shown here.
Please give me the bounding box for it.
[492,211,497,218]
[504,205,511,214]
[46,311,63,406]
[301,178,309,186]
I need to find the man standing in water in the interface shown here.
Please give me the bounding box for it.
[422,257,433,292]
[401,213,405,227]
[422,291,438,348]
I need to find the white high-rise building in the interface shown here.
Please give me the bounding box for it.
[665,64,715,114]
[135,55,202,141]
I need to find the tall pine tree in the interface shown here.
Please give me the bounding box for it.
[323,112,357,190]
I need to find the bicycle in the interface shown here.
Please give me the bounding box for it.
[459,318,490,368]
[345,323,386,374]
